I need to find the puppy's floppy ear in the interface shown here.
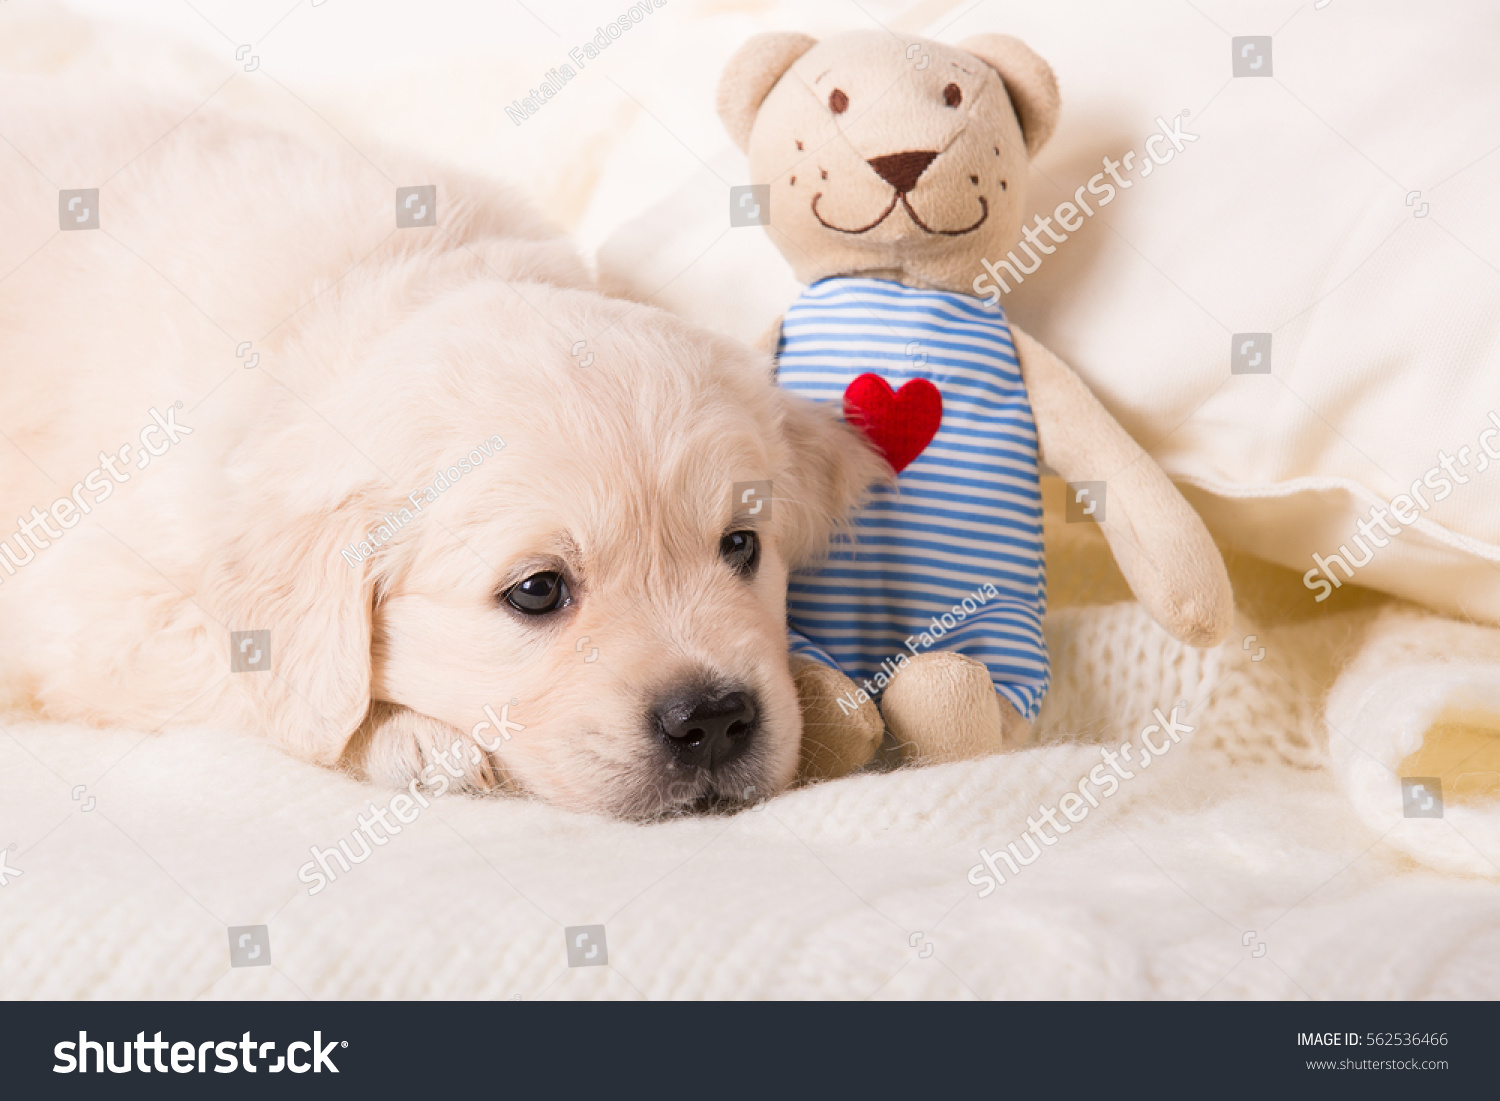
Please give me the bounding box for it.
[773,389,890,568]
[206,468,388,767]
[959,34,1060,157]
[717,32,817,152]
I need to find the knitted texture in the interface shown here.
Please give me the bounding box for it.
[4,587,1497,999]
[1038,603,1326,771]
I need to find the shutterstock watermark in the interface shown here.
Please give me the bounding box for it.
[296,702,523,895]
[0,405,192,583]
[54,1031,344,1074]
[972,112,1199,306]
[1303,410,1500,600]
[967,705,1193,897]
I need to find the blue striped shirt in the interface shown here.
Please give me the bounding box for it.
[776,277,1050,721]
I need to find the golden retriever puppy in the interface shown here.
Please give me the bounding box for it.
[0,78,883,817]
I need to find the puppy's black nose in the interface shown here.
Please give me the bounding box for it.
[656,687,758,769]
[867,150,938,193]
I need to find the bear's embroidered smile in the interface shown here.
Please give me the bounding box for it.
[810,187,989,236]
[810,147,990,236]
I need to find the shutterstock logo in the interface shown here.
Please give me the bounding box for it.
[731,480,772,521]
[54,1031,345,1074]
[566,924,608,967]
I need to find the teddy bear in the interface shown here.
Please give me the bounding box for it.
[715,29,1236,779]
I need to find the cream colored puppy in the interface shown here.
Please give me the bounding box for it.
[0,79,882,817]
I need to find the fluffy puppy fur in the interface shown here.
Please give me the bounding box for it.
[0,78,884,817]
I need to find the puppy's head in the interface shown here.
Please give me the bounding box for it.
[210,282,883,817]
[718,29,1060,295]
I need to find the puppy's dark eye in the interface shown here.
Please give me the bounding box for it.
[943,83,962,108]
[504,571,571,615]
[829,88,849,114]
[720,530,760,577]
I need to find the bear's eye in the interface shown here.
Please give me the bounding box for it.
[943,83,962,108]
[828,88,849,114]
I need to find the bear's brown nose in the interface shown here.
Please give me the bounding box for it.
[867,150,939,193]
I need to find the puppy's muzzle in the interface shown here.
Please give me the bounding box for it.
[654,686,758,771]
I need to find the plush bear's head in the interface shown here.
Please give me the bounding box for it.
[718,30,1059,296]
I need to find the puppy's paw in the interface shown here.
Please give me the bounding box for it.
[882,651,1030,764]
[791,655,884,782]
[341,701,511,794]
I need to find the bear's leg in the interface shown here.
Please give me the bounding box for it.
[881,651,1031,763]
[790,654,885,782]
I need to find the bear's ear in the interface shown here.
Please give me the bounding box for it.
[717,32,818,152]
[958,34,1060,157]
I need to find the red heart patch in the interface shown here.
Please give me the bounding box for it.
[842,373,943,474]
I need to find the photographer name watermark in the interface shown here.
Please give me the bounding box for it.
[505,0,668,126]
[836,581,1001,714]
[341,434,504,568]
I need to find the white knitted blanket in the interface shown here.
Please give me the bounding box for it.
[4,594,1497,1000]
[2,0,1497,1001]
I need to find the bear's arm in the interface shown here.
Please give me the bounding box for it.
[1010,323,1234,648]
